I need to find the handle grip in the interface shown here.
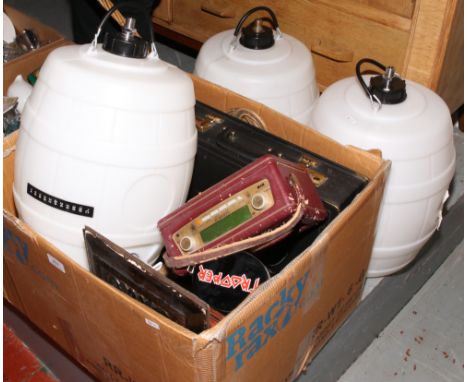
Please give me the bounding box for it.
[355,58,386,102]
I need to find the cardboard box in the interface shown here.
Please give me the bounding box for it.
[3,75,389,382]
[3,5,68,95]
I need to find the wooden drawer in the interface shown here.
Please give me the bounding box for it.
[154,0,241,41]
[273,1,412,90]
[153,0,463,112]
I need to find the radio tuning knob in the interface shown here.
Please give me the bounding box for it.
[251,193,266,210]
[179,236,195,252]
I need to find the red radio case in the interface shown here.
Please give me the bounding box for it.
[158,154,327,270]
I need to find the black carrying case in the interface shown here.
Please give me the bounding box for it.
[189,102,369,273]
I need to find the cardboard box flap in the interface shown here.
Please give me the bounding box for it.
[4,131,18,214]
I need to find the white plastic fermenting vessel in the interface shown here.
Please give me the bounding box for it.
[310,58,455,277]
[194,6,319,125]
[13,15,197,269]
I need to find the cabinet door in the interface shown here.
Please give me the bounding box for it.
[153,0,173,23]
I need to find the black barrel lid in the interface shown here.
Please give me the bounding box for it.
[356,59,407,106]
[102,17,149,58]
[369,66,407,104]
[239,19,275,50]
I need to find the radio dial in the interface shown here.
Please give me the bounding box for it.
[251,193,266,210]
[179,236,195,252]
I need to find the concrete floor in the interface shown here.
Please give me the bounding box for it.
[339,241,464,382]
[4,1,464,381]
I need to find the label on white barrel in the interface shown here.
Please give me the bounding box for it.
[27,183,94,217]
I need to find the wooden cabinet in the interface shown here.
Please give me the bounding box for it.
[153,0,463,112]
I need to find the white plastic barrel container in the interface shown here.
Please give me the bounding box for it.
[194,6,319,126]
[310,58,456,277]
[13,13,197,270]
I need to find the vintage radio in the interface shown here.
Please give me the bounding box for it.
[83,227,223,333]
[158,155,327,272]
